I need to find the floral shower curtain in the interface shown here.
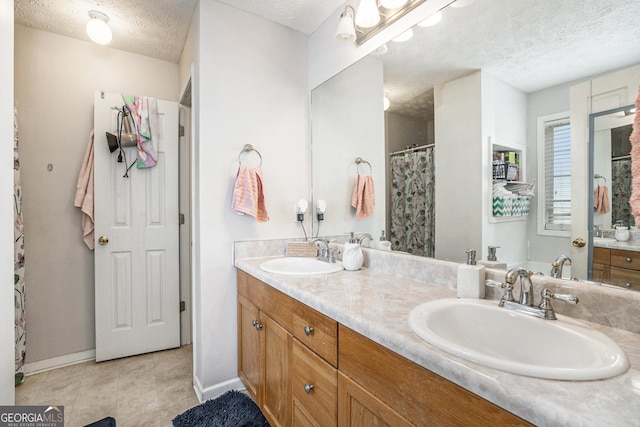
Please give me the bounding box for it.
[14,106,26,385]
[612,158,633,226]
[390,147,435,257]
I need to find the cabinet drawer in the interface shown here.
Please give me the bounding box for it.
[293,302,338,366]
[609,267,640,291]
[593,247,610,265]
[610,249,640,271]
[292,340,337,427]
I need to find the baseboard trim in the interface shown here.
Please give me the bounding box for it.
[194,375,245,402]
[24,349,96,376]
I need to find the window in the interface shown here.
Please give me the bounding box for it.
[537,112,571,236]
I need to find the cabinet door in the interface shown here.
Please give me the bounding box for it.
[338,372,411,427]
[592,263,610,282]
[238,295,262,402]
[292,340,337,427]
[262,313,292,427]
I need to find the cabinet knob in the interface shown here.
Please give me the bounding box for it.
[625,283,631,288]
[304,384,314,394]
[254,321,263,330]
[252,319,258,327]
[625,258,632,263]
[304,326,314,336]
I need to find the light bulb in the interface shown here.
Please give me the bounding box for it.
[86,10,112,45]
[380,0,409,9]
[355,0,381,28]
[335,7,356,41]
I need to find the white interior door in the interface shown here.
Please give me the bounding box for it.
[94,91,180,362]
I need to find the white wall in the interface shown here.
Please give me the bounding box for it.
[14,25,179,365]
[434,72,483,262]
[193,1,309,400]
[0,0,15,405]
[311,56,385,238]
[481,72,528,265]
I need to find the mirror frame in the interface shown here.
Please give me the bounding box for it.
[587,103,635,280]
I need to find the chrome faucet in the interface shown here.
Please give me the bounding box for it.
[550,255,572,278]
[357,233,373,247]
[486,268,579,320]
[309,238,337,263]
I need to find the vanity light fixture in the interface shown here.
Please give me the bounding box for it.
[383,95,391,111]
[86,10,112,45]
[336,0,430,46]
[355,0,382,28]
[335,6,357,41]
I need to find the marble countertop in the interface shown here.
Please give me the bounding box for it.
[594,239,640,251]
[235,256,640,427]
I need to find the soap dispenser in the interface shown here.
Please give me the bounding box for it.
[457,249,486,299]
[342,232,364,271]
[377,230,392,251]
[477,246,507,270]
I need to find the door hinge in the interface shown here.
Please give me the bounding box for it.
[179,125,185,137]
[179,213,185,225]
[180,301,186,312]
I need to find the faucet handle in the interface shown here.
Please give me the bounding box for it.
[547,290,579,305]
[484,279,515,306]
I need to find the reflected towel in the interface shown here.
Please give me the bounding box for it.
[74,130,95,250]
[594,185,610,215]
[351,175,375,219]
[232,165,269,222]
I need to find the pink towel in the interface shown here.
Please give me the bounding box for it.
[594,185,610,215]
[351,175,375,219]
[630,85,640,226]
[74,131,95,250]
[232,165,269,222]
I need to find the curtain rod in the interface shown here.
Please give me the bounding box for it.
[390,144,434,156]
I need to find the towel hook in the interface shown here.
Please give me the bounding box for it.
[239,144,262,166]
[355,157,372,175]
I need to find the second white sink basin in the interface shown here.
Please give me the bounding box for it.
[594,237,618,244]
[260,257,343,275]
[409,298,629,381]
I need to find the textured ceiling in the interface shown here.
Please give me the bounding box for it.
[14,0,199,63]
[383,0,640,119]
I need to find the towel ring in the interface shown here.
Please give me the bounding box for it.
[594,174,606,184]
[239,144,262,166]
[355,157,372,175]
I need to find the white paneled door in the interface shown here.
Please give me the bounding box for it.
[94,92,180,362]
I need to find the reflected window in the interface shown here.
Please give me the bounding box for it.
[538,113,571,236]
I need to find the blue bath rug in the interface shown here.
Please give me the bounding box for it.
[172,390,269,427]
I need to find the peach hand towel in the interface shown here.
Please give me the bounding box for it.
[351,175,375,219]
[74,130,95,250]
[594,185,611,215]
[232,165,269,222]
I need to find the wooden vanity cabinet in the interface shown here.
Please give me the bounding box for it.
[592,247,640,290]
[238,270,530,426]
[237,270,338,426]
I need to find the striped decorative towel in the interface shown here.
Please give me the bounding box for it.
[232,165,269,222]
[351,175,375,219]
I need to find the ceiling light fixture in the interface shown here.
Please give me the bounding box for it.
[335,6,357,41]
[337,0,430,46]
[86,10,112,45]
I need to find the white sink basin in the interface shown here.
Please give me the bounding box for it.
[594,237,617,244]
[260,257,343,275]
[408,298,629,380]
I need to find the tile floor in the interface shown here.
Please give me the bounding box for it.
[15,345,200,427]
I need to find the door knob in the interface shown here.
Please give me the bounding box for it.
[98,236,109,245]
[572,238,586,248]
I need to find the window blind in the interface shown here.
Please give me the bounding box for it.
[543,117,571,231]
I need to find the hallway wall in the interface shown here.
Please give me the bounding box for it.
[14,25,179,365]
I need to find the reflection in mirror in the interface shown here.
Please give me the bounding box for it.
[311,0,640,279]
[589,105,639,292]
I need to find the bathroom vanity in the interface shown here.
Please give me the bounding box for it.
[235,248,640,426]
[593,244,640,291]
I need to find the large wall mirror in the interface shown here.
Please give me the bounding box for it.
[311,0,640,290]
